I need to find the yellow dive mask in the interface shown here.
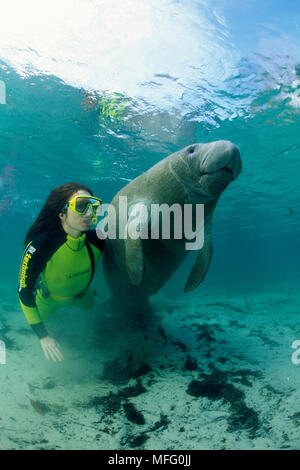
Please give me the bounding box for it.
[63,195,102,224]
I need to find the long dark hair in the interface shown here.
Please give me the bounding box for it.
[24,182,93,246]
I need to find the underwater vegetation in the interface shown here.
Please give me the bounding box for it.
[80,90,128,126]
[101,358,153,386]
[0,317,19,350]
[187,367,262,438]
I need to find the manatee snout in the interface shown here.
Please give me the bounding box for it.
[200,140,241,180]
[195,140,241,196]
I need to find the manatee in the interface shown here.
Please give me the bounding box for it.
[101,140,242,320]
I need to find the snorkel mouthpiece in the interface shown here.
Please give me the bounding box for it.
[86,205,98,225]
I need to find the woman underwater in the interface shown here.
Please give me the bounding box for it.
[18,182,105,362]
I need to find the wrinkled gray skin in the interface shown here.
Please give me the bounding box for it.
[102,140,242,319]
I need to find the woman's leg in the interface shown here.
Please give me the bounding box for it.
[35,289,58,322]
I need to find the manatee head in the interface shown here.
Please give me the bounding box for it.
[170,140,242,200]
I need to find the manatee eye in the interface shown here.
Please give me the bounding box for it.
[188,146,195,154]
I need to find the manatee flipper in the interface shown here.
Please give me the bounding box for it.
[125,202,150,286]
[184,236,213,293]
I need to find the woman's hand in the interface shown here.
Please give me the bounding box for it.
[40,336,64,362]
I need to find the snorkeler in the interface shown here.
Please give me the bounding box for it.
[17,183,105,363]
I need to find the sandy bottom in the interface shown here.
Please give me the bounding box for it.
[1,285,300,450]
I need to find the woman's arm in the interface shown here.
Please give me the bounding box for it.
[17,233,50,338]
[18,233,65,361]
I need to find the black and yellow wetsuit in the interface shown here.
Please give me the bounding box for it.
[18,226,105,339]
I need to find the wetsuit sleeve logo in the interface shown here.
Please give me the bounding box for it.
[18,244,37,291]
[28,245,36,255]
[19,253,32,289]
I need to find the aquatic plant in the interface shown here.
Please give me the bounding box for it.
[186,368,261,437]
[80,90,127,125]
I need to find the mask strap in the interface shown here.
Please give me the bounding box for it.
[61,202,69,213]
